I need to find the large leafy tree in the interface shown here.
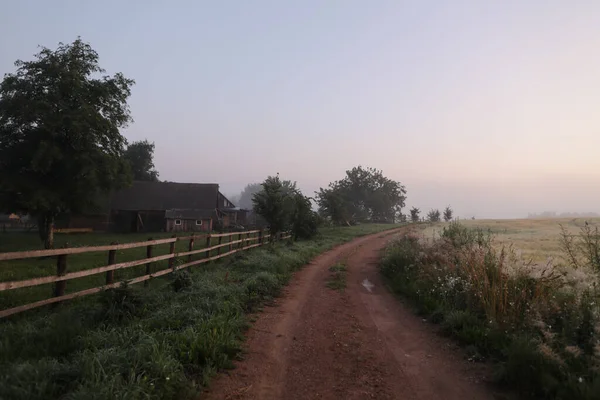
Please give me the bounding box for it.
[252,175,297,236]
[124,140,159,181]
[252,174,318,239]
[315,187,352,226]
[0,38,134,248]
[316,166,406,225]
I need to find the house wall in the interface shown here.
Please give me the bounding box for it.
[166,218,212,232]
[109,210,166,233]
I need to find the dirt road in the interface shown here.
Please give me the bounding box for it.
[204,229,498,400]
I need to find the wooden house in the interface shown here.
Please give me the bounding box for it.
[108,181,241,233]
[164,209,213,232]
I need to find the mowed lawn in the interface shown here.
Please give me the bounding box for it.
[422,217,600,266]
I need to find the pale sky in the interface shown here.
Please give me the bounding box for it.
[2,1,600,218]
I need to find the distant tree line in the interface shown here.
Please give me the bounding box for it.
[407,205,453,223]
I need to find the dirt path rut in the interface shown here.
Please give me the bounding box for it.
[204,229,498,400]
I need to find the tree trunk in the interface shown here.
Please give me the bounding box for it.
[37,214,55,249]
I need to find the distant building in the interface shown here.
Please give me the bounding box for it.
[57,181,248,233]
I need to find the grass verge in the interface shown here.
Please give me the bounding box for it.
[380,222,600,400]
[0,224,397,400]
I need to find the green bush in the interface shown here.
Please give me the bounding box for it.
[171,270,194,292]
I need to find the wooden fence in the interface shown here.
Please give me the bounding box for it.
[0,229,290,319]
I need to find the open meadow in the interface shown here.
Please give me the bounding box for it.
[423,217,600,267]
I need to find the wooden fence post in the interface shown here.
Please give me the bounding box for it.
[258,230,263,245]
[205,234,211,261]
[239,233,243,249]
[229,233,233,252]
[217,236,222,255]
[145,238,153,287]
[168,235,176,270]
[54,245,68,300]
[106,242,117,285]
[188,234,195,263]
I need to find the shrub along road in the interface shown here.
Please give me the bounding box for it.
[204,228,498,400]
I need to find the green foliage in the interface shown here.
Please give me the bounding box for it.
[443,205,453,222]
[0,38,134,248]
[171,270,194,292]
[252,174,318,239]
[291,192,319,239]
[124,140,159,181]
[441,220,492,248]
[409,207,420,223]
[561,222,600,275]
[98,283,145,324]
[316,166,406,225]
[236,183,262,210]
[252,174,296,235]
[381,223,600,399]
[427,209,441,222]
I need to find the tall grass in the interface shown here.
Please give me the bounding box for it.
[0,224,397,400]
[381,221,600,399]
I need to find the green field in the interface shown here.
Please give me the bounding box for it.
[0,231,238,310]
[0,224,398,400]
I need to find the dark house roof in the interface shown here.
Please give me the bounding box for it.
[165,209,216,220]
[111,181,221,211]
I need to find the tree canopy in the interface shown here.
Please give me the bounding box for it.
[427,209,441,222]
[236,183,262,209]
[315,166,406,225]
[443,206,453,222]
[124,140,159,181]
[410,207,421,223]
[0,38,134,248]
[252,175,318,239]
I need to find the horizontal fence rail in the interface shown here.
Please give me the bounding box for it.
[0,230,290,318]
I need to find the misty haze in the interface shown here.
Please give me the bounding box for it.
[1,2,599,400]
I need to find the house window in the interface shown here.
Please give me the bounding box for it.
[174,219,181,226]
[195,220,202,226]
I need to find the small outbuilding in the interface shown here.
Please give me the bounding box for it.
[164,209,213,232]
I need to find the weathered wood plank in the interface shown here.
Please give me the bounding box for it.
[176,239,243,258]
[0,253,174,291]
[175,234,208,241]
[209,230,260,238]
[0,237,178,261]
[0,233,281,318]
